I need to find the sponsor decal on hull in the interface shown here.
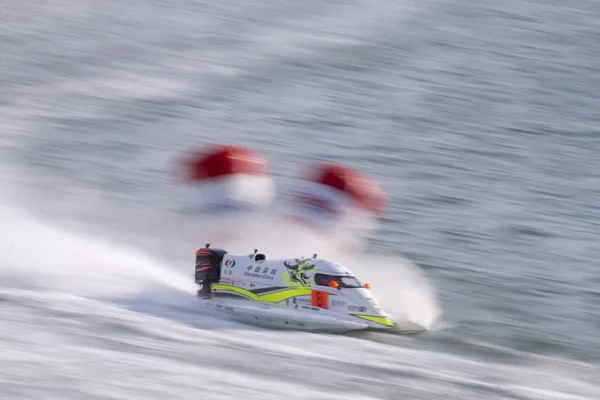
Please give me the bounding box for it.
[244,271,275,280]
[348,305,367,312]
[311,290,328,309]
[301,305,321,311]
[244,265,277,280]
[282,259,316,287]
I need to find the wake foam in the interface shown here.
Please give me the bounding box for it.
[0,203,195,299]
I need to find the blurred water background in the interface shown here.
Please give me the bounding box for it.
[1,0,599,399]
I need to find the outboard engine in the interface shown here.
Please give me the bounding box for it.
[195,243,228,296]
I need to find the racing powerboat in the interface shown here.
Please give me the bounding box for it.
[193,244,424,333]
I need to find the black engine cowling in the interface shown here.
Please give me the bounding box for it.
[194,246,228,284]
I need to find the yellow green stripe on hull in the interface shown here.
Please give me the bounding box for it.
[352,314,394,327]
[211,284,312,304]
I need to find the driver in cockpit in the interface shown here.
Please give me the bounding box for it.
[315,274,327,286]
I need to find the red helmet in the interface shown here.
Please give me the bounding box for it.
[180,144,269,182]
[303,163,387,217]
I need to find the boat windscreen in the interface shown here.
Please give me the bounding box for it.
[314,273,363,288]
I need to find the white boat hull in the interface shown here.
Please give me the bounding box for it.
[196,296,370,332]
[192,248,428,334]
